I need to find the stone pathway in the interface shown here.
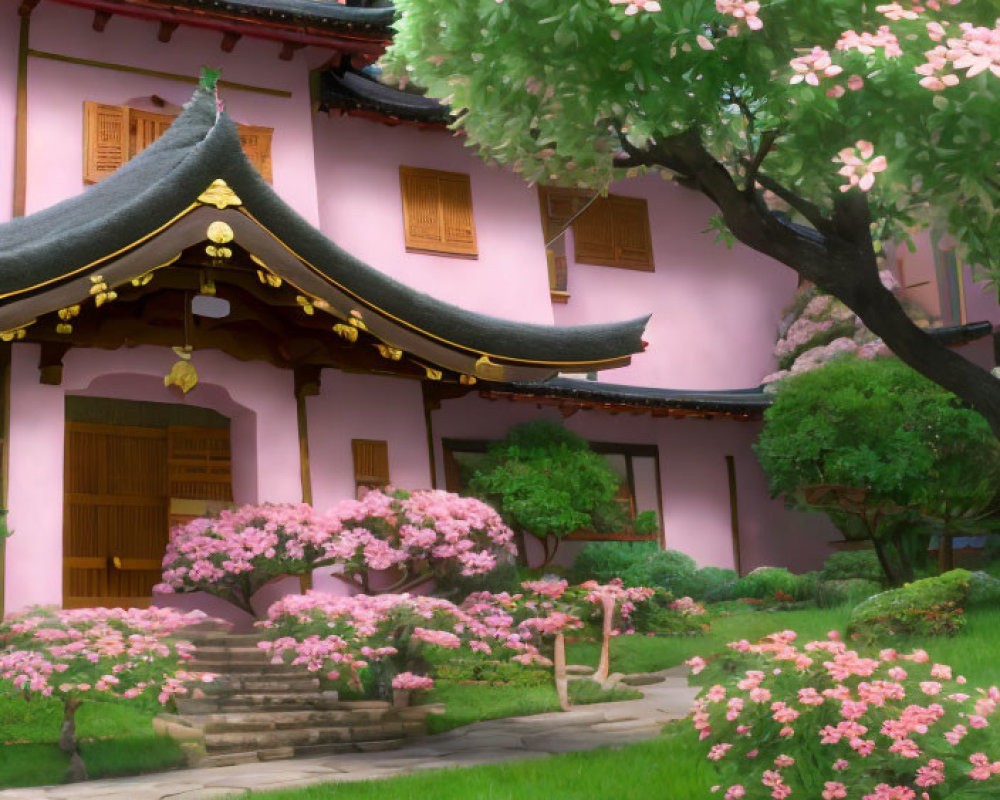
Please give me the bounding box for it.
[0,666,697,800]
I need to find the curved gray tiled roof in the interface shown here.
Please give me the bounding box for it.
[0,88,648,368]
[124,0,396,32]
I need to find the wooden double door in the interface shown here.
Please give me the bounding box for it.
[63,422,232,609]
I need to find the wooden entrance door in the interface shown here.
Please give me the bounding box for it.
[63,422,233,609]
[63,423,168,609]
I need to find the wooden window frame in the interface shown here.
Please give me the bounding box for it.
[441,437,663,542]
[352,438,391,494]
[538,186,655,273]
[399,165,478,258]
[84,101,274,184]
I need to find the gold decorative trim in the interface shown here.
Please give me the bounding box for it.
[459,374,477,386]
[236,207,637,369]
[333,323,358,343]
[474,355,505,381]
[199,180,243,210]
[0,320,33,342]
[424,367,442,381]
[376,344,403,361]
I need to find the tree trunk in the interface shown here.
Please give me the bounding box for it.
[636,131,1000,439]
[938,529,955,574]
[553,632,570,711]
[593,594,615,684]
[59,697,87,782]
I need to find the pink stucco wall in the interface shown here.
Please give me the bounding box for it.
[553,176,797,390]
[306,370,432,509]
[312,113,556,325]
[23,3,320,224]
[0,6,18,224]
[431,393,838,575]
[4,343,303,612]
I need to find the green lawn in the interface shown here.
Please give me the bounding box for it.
[0,695,185,788]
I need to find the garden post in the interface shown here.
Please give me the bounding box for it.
[554,631,570,711]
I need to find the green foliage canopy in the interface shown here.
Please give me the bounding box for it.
[755,357,1000,520]
[469,421,623,546]
[387,0,1000,271]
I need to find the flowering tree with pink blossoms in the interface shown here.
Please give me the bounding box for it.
[387,0,1000,437]
[579,579,655,683]
[155,491,516,615]
[688,629,1000,800]
[0,606,212,781]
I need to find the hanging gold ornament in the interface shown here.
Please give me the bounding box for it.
[164,346,198,394]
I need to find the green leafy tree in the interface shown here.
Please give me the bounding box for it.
[386,0,1000,435]
[469,421,624,566]
[754,357,1000,584]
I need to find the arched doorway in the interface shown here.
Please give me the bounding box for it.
[62,396,233,609]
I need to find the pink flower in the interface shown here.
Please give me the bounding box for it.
[790,47,843,86]
[833,140,887,192]
[391,672,434,691]
[716,0,763,31]
[609,0,661,15]
[823,783,847,800]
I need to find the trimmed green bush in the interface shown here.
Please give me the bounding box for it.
[820,550,885,584]
[815,578,882,608]
[848,569,971,641]
[733,567,814,601]
[628,589,707,636]
[675,566,738,602]
[622,549,698,594]
[569,541,657,584]
[968,570,1000,608]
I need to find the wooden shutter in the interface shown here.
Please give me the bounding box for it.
[237,124,274,183]
[573,196,616,265]
[129,109,175,157]
[352,439,390,488]
[610,195,654,271]
[83,102,129,184]
[400,166,478,257]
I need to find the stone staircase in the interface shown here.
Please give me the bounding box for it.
[156,625,441,768]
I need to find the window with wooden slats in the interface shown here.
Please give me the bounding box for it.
[83,101,274,184]
[537,186,655,273]
[352,439,390,491]
[399,166,478,257]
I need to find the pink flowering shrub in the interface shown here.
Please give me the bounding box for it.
[156,490,516,614]
[258,592,472,697]
[0,606,213,780]
[690,629,1000,800]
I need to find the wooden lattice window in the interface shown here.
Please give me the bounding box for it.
[352,439,390,492]
[84,101,274,184]
[538,186,654,273]
[399,166,478,257]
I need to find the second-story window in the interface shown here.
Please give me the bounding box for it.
[83,101,273,184]
[399,166,478,257]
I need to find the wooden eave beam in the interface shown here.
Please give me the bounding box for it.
[18,0,41,17]
[46,0,390,55]
[92,10,113,30]
[220,31,241,53]
[279,41,306,61]
[157,20,179,42]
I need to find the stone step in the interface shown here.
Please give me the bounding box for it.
[205,721,408,754]
[212,674,321,693]
[191,660,303,675]
[182,709,374,733]
[192,646,272,662]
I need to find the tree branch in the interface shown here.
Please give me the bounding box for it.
[753,170,834,235]
[743,130,778,194]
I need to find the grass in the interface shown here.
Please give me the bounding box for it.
[0,695,185,788]
[252,726,716,800]
[422,679,641,734]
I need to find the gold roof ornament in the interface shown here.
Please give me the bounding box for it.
[251,254,283,287]
[474,355,505,381]
[332,323,358,342]
[198,179,243,210]
[460,374,477,386]
[296,295,315,315]
[207,221,235,244]
[424,367,443,381]
[89,275,117,307]
[0,321,31,342]
[376,344,403,361]
[348,309,367,331]
[164,346,198,394]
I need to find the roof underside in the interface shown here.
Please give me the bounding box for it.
[0,87,648,383]
[319,67,449,126]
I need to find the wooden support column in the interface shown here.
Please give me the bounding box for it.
[221,31,241,53]
[38,343,70,386]
[279,42,306,61]
[13,11,30,218]
[421,382,440,489]
[294,366,321,506]
[0,344,10,616]
[726,455,743,576]
[92,11,113,32]
[157,21,179,43]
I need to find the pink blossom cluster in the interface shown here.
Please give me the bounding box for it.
[833,140,888,193]
[608,0,661,16]
[716,1,763,31]
[916,19,1000,90]
[0,606,213,706]
[789,48,843,86]
[391,671,435,691]
[670,596,707,616]
[692,629,1000,799]
[836,27,904,58]
[156,491,516,611]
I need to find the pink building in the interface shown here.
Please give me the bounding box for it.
[0,0,993,615]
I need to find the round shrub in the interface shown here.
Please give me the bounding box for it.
[820,550,885,584]
[569,541,657,584]
[848,569,971,641]
[815,578,883,608]
[622,549,698,593]
[968,570,1000,608]
[733,567,813,601]
[675,566,738,602]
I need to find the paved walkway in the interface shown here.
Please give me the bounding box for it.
[0,666,697,800]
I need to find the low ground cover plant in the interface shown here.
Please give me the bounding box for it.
[689,628,1000,800]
